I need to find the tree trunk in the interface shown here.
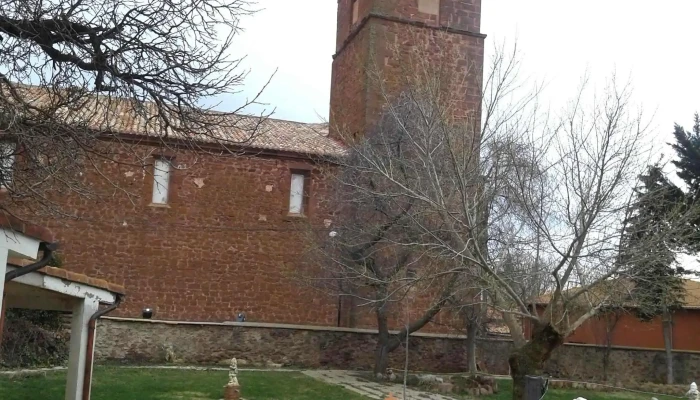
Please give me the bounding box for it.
[466,317,478,374]
[373,318,402,376]
[374,297,391,377]
[662,309,674,385]
[374,341,390,377]
[508,322,564,400]
[371,278,456,377]
[602,312,621,382]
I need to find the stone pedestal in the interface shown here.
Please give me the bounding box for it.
[223,384,241,400]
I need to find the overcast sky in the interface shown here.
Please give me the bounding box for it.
[226,0,700,149]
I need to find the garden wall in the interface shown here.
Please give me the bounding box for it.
[96,317,700,384]
[95,317,475,373]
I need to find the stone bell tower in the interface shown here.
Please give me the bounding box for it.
[329,0,486,139]
[329,0,486,329]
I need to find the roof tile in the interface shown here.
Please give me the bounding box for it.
[8,85,347,158]
[40,266,126,295]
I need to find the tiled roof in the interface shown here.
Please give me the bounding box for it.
[40,266,126,295]
[6,84,346,158]
[534,279,700,310]
[8,255,126,295]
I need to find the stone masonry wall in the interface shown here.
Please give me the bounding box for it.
[96,318,700,384]
[33,143,341,325]
[545,344,700,385]
[96,318,473,372]
[331,0,485,141]
[29,140,467,334]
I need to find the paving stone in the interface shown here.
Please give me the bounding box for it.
[302,370,462,400]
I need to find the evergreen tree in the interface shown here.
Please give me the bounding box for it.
[622,165,686,384]
[625,166,686,317]
[671,114,700,199]
[669,113,700,249]
[620,112,700,383]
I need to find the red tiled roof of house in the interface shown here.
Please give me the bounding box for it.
[6,84,347,158]
[533,279,700,310]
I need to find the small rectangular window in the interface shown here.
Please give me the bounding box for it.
[351,0,360,25]
[289,173,306,214]
[0,142,16,187]
[418,0,440,16]
[152,158,171,204]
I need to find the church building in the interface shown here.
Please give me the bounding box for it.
[14,0,487,367]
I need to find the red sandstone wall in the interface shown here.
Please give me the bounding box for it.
[441,0,481,32]
[329,24,371,140]
[36,143,339,325]
[331,0,484,139]
[369,19,484,122]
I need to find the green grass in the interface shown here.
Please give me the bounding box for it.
[482,379,679,400]
[0,367,368,400]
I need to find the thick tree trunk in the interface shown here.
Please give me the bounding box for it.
[662,309,674,385]
[374,341,390,376]
[373,314,402,376]
[374,297,391,376]
[466,318,478,374]
[371,278,456,377]
[508,322,564,400]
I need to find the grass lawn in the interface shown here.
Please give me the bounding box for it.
[482,379,679,400]
[0,367,368,400]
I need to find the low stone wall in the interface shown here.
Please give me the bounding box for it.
[95,318,475,372]
[95,318,700,384]
[545,344,700,385]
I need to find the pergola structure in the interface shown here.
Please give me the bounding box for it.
[0,216,124,400]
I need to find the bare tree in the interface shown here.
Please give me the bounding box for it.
[314,37,689,398]
[0,0,270,217]
[306,130,466,375]
[455,75,658,400]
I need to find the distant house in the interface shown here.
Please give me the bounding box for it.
[525,280,700,351]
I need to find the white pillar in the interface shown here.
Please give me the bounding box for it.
[0,247,8,307]
[0,247,9,343]
[65,297,99,400]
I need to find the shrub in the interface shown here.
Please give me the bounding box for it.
[1,309,69,368]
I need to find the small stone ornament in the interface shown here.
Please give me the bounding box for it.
[228,358,239,386]
[223,358,241,400]
[687,382,699,400]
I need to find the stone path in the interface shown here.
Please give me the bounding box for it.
[302,370,461,400]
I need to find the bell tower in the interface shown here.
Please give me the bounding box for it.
[329,0,486,139]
